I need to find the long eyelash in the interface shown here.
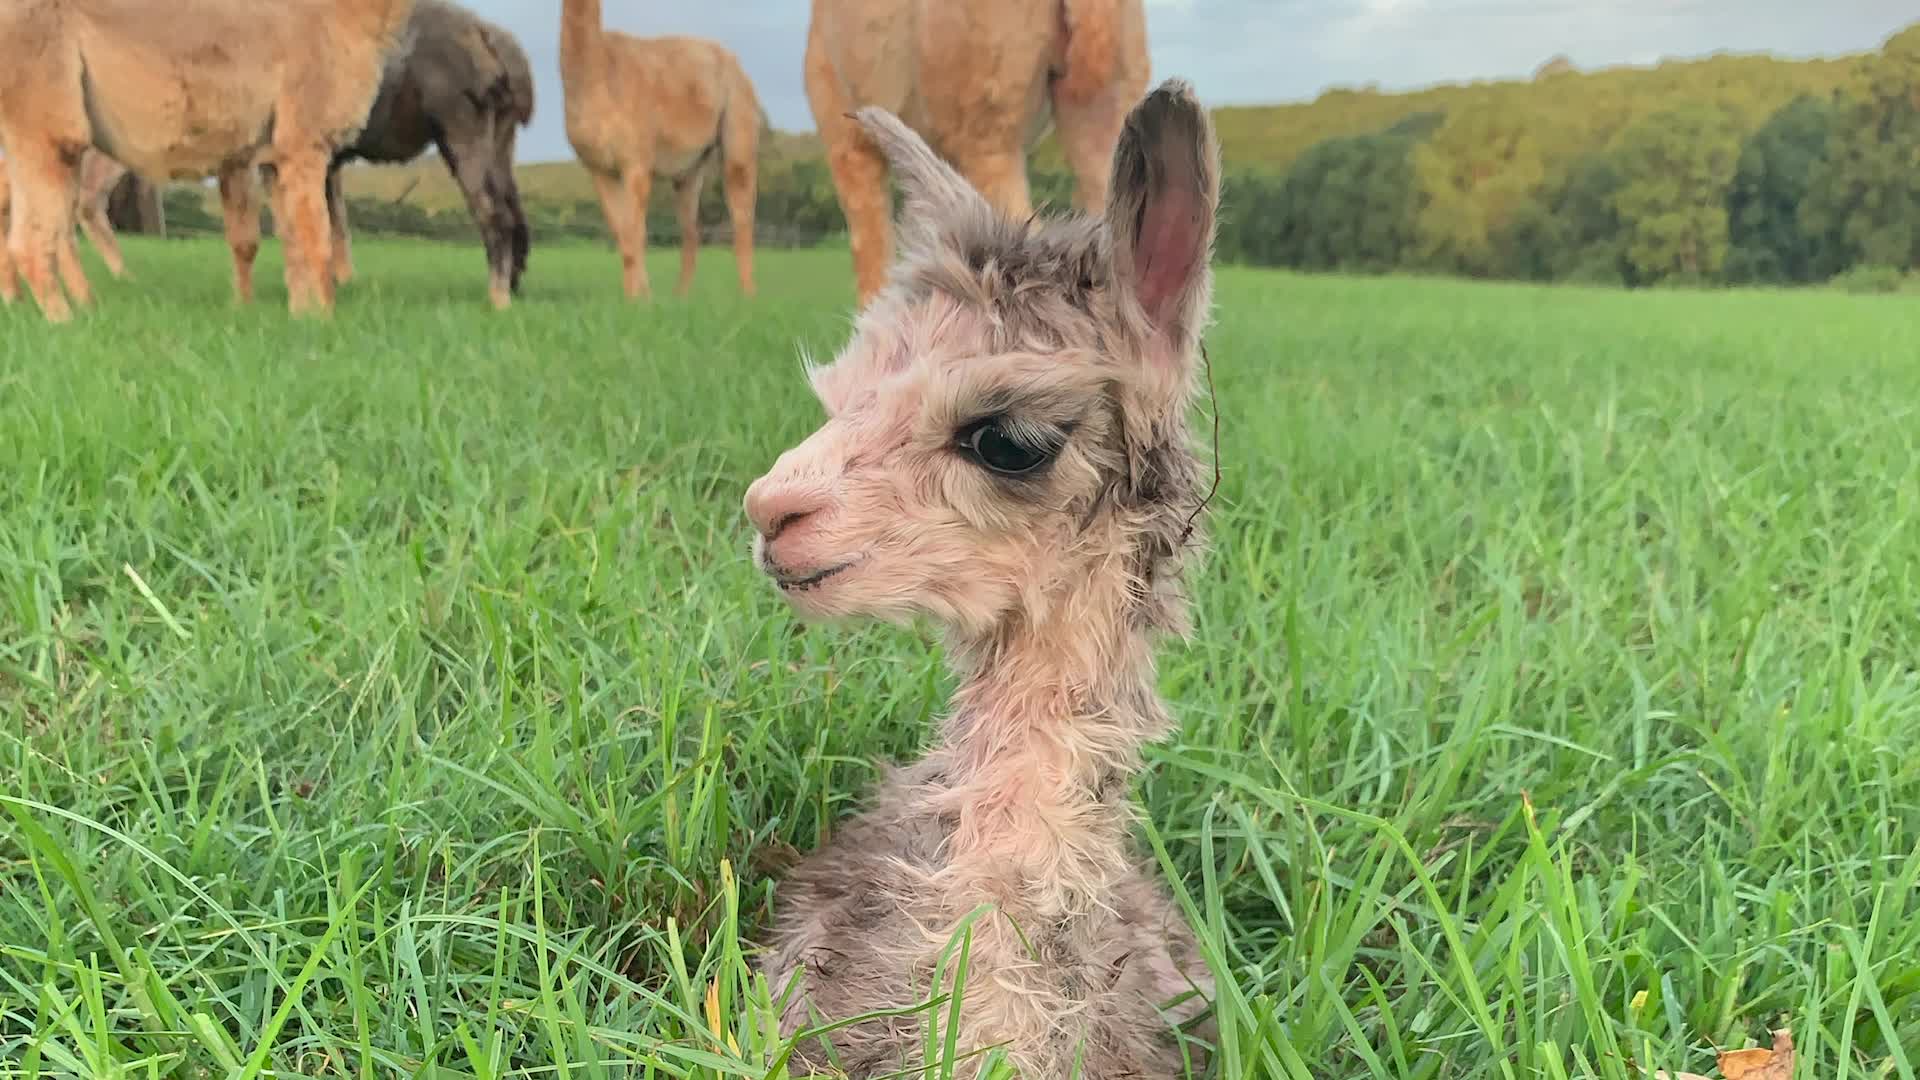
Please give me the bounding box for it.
[996,413,1070,450]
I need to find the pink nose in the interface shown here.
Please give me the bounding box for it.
[745,480,824,543]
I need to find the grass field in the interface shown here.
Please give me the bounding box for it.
[2,238,1917,1079]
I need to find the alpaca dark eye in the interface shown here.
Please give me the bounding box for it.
[957,418,1055,476]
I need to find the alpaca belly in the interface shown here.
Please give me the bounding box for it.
[79,44,275,179]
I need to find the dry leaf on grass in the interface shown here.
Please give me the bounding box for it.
[1655,1027,1795,1080]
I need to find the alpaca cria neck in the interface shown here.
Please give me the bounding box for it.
[922,573,1178,898]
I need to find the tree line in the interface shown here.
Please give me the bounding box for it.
[1215,24,1920,288]
[155,22,1920,290]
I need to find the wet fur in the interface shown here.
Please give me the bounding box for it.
[745,80,1220,1078]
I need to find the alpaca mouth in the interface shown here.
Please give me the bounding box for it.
[772,561,854,592]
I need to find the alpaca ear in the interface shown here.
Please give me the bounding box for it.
[1105,79,1219,365]
[852,106,991,243]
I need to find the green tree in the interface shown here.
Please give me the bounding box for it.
[1410,100,1547,275]
[1549,155,1627,283]
[1801,27,1920,272]
[1725,94,1838,283]
[1609,104,1743,284]
[1249,132,1420,271]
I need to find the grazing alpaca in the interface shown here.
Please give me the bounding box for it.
[805,0,1150,305]
[0,0,413,321]
[560,0,763,299]
[744,80,1219,1079]
[0,148,135,302]
[325,0,535,309]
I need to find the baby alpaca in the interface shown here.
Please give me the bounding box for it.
[744,79,1221,1078]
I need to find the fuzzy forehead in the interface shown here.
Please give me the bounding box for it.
[809,211,1129,420]
[809,288,1120,427]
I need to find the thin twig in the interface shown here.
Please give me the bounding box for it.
[1180,339,1222,547]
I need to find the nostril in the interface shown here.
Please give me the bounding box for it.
[767,509,810,542]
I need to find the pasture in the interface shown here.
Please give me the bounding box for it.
[2,239,1916,1078]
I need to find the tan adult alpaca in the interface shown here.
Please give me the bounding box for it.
[0,148,134,304]
[805,0,1150,305]
[561,0,763,300]
[0,0,413,322]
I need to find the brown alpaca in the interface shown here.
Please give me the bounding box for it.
[744,80,1219,1079]
[216,0,534,309]
[805,0,1151,306]
[0,148,134,304]
[0,0,413,322]
[561,0,762,300]
[326,0,535,309]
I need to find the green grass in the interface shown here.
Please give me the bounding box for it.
[2,238,1917,1079]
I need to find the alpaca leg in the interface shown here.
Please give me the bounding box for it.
[590,170,638,298]
[219,165,261,304]
[273,150,334,316]
[439,124,515,309]
[497,124,530,294]
[77,194,127,278]
[0,169,16,304]
[6,142,83,322]
[823,124,892,307]
[326,165,354,286]
[806,30,888,304]
[722,157,757,298]
[672,168,703,297]
[958,150,1032,220]
[717,98,760,298]
[620,167,654,300]
[1052,90,1131,214]
[54,214,92,307]
[0,230,14,303]
[74,154,128,277]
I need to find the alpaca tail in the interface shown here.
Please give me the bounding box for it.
[477,22,536,125]
[1057,0,1123,103]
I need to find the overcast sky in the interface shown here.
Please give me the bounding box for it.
[475,0,1918,163]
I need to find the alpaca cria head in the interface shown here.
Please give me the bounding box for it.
[746,80,1219,640]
